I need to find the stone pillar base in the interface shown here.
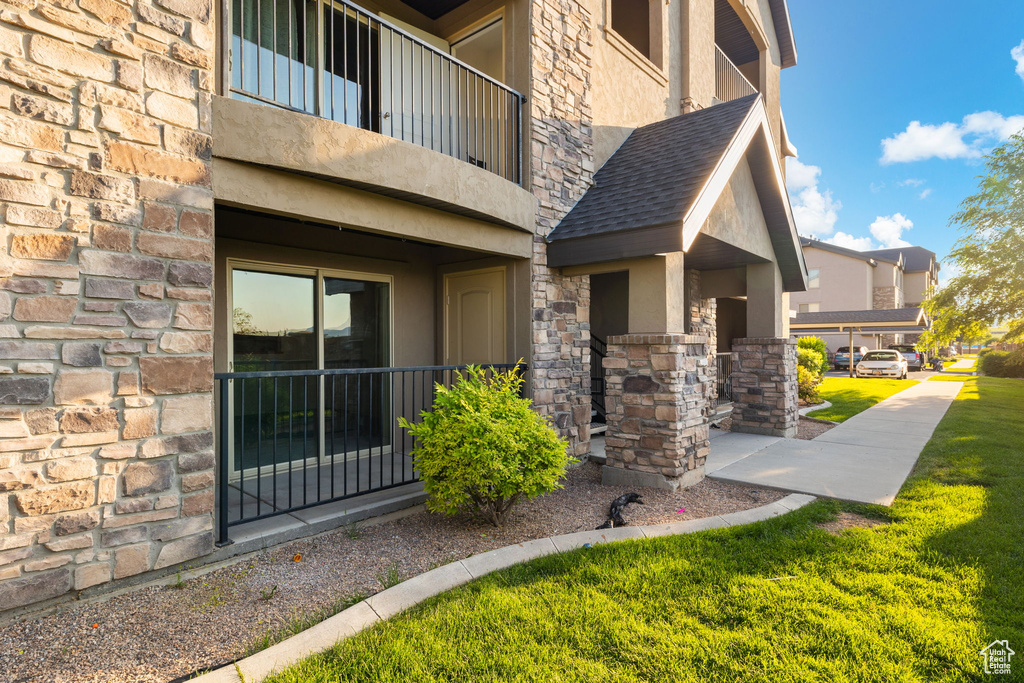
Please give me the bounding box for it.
[602,333,712,490]
[730,337,798,439]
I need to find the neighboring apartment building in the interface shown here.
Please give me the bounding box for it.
[0,0,805,611]
[790,237,938,351]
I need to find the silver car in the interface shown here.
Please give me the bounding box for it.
[856,350,909,379]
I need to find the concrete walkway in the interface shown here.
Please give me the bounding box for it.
[948,358,976,371]
[709,380,964,505]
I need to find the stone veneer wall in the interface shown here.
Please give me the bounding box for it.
[872,285,902,310]
[0,0,215,612]
[686,269,716,418]
[528,0,594,458]
[730,337,798,438]
[602,334,711,489]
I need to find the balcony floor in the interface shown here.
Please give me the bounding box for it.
[225,451,422,545]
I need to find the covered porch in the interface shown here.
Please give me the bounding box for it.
[548,95,807,490]
[211,196,533,544]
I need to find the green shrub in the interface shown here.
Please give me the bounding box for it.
[398,364,571,528]
[797,337,830,375]
[797,347,826,379]
[978,347,993,359]
[797,365,822,402]
[979,350,1024,378]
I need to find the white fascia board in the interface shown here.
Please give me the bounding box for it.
[681,96,807,288]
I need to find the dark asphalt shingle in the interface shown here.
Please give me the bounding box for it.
[864,246,938,273]
[548,95,758,242]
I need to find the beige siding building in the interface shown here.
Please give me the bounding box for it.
[790,237,938,352]
[0,0,806,612]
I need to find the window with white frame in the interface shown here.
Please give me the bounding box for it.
[807,268,820,289]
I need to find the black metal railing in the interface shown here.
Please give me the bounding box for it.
[714,352,733,407]
[230,0,524,184]
[714,44,757,104]
[590,335,607,423]
[215,363,520,544]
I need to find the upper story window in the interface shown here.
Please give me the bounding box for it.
[608,0,663,69]
[807,268,820,289]
[798,303,819,314]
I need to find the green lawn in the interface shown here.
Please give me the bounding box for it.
[806,376,916,422]
[265,376,1024,683]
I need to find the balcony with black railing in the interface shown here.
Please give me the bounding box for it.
[229,0,525,185]
[713,44,757,104]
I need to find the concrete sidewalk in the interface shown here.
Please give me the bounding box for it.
[708,380,964,505]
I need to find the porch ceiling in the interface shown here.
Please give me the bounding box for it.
[400,0,473,20]
[686,233,770,270]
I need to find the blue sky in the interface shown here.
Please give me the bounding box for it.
[782,0,1024,280]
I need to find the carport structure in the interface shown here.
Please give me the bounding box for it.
[790,307,930,377]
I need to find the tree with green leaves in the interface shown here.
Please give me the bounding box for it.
[926,131,1024,343]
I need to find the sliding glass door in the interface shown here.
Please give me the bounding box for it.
[229,263,392,473]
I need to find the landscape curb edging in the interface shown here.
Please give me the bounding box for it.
[192,493,818,683]
[799,399,832,416]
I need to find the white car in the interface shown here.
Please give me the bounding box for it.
[856,350,909,379]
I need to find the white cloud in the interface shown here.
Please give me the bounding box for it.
[786,158,841,237]
[785,158,820,191]
[869,213,913,248]
[881,112,1024,164]
[1013,39,1024,83]
[898,178,925,187]
[919,188,933,199]
[822,213,914,252]
[825,232,876,251]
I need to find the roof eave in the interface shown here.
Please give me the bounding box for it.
[769,0,798,68]
[681,96,807,292]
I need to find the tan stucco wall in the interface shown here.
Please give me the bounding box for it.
[904,271,932,307]
[212,96,536,232]
[872,262,899,289]
[790,247,873,312]
[211,158,533,258]
[746,260,785,337]
[682,0,715,109]
[700,157,776,261]
[588,0,682,167]
[747,0,783,156]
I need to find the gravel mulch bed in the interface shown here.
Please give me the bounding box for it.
[0,462,784,683]
[795,417,836,440]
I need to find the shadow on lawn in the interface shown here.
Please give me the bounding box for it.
[265,378,1024,683]
[918,378,1024,666]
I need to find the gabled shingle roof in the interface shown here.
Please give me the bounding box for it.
[799,237,898,266]
[549,95,758,242]
[864,246,938,273]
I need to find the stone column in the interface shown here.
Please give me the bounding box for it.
[0,0,215,612]
[730,337,798,438]
[602,333,711,490]
[528,0,595,459]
